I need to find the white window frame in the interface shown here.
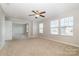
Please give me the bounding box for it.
[50,16,73,36]
[50,20,59,35]
[60,16,73,36]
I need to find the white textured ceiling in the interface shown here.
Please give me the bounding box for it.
[0,3,79,21]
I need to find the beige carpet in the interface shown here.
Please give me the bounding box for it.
[0,38,79,56]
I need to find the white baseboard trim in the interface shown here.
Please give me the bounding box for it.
[40,36,79,48]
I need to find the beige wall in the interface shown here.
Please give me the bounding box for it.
[38,10,79,47]
[0,7,5,48]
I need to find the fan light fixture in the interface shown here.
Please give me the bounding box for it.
[29,10,46,19]
[35,15,39,17]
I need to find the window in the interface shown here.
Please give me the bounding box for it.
[50,16,73,36]
[39,23,43,33]
[60,16,73,36]
[50,20,59,34]
[26,24,29,32]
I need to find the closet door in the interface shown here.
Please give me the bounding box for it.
[5,21,12,40]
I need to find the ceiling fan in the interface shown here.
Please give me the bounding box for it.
[29,10,46,19]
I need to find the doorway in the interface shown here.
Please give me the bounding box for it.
[12,23,28,40]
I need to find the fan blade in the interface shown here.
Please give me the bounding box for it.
[32,10,37,14]
[40,11,46,14]
[40,15,45,17]
[29,14,35,16]
[36,10,39,13]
